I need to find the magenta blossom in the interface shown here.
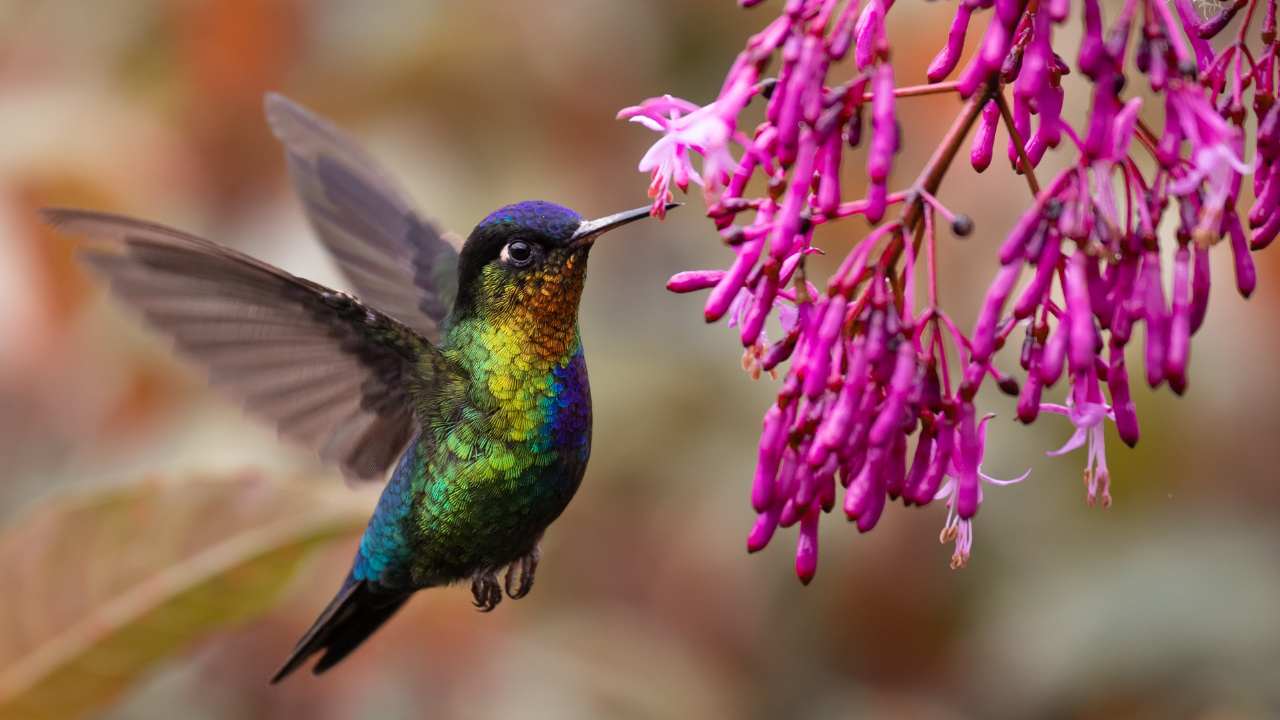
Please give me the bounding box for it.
[625,0,1280,578]
[1042,400,1114,508]
[935,411,1031,569]
[619,93,742,218]
[1042,368,1117,507]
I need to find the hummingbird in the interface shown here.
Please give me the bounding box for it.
[44,93,674,682]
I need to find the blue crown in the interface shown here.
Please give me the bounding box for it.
[479,201,582,240]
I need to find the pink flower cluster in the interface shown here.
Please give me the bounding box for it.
[623,0,1278,579]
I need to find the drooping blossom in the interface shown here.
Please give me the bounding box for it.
[624,0,1279,579]
[619,81,753,217]
[620,98,719,217]
[1042,371,1116,508]
[935,409,1031,569]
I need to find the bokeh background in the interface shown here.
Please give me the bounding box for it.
[2,1,1280,718]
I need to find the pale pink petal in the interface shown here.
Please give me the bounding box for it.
[1046,427,1089,456]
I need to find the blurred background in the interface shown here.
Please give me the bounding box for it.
[2,1,1280,718]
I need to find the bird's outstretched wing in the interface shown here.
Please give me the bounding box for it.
[265,92,461,344]
[46,208,449,483]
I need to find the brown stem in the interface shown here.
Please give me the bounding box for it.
[1238,0,1261,46]
[1132,117,1163,162]
[1134,117,1158,144]
[864,80,964,102]
[860,81,997,297]
[841,3,1028,302]
[901,80,999,234]
[994,90,1042,197]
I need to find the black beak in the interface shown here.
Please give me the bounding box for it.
[569,203,679,246]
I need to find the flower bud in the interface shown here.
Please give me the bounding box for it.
[752,404,789,511]
[927,3,974,81]
[747,507,781,553]
[854,1,886,70]
[1018,369,1043,423]
[1013,234,1061,319]
[667,270,726,293]
[1065,252,1097,376]
[705,241,762,322]
[1140,250,1168,388]
[971,100,999,172]
[867,64,897,183]
[902,429,935,506]
[1252,212,1280,250]
[1222,214,1254,300]
[1165,246,1192,394]
[1108,344,1140,447]
[972,264,1022,362]
[741,270,779,346]
[1039,320,1067,387]
[794,508,820,584]
[869,343,917,446]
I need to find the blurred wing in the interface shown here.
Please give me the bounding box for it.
[46,208,449,483]
[264,92,461,344]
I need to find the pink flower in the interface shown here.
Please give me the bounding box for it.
[1169,144,1253,231]
[1041,394,1115,508]
[619,95,738,218]
[935,412,1031,569]
[622,0,1280,581]
[1166,86,1254,242]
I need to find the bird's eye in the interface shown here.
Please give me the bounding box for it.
[501,240,535,268]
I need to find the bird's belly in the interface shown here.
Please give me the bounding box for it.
[406,445,589,584]
[406,365,592,584]
[356,438,591,590]
[478,455,587,550]
[457,347,592,561]
[355,346,594,588]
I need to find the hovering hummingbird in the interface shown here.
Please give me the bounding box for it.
[44,93,673,682]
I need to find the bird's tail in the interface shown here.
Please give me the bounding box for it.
[270,579,410,683]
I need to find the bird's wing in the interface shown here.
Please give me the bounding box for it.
[46,208,451,484]
[264,92,461,344]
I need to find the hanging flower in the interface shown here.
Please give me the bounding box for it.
[619,95,739,218]
[935,410,1031,569]
[623,0,1280,577]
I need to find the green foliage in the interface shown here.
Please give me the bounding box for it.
[0,474,364,720]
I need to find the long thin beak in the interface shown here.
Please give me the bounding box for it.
[570,203,679,246]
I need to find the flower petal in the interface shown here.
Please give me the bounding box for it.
[629,115,666,132]
[1047,427,1089,456]
[933,477,956,501]
[980,467,1031,486]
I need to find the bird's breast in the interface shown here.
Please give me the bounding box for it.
[533,348,591,455]
[458,319,591,452]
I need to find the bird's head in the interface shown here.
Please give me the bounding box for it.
[451,200,671,323]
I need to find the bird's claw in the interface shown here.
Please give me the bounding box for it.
[470,545,540,611]
[471,572,502,612]
[503,546,540,600]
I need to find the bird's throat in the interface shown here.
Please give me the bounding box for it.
[445,304,588,448]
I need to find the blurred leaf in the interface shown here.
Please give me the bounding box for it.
[0,473,364,720]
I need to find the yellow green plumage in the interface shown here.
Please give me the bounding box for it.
[354,234,596,588]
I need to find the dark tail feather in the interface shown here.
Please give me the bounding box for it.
[270,580,410,683]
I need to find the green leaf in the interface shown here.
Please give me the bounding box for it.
[0,473,366,720]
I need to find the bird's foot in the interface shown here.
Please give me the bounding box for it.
[504,545,540,600]
[471,571,502,612]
